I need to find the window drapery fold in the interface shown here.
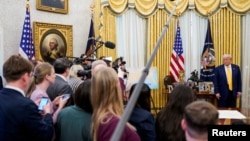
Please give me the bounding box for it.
[101,0,250,17]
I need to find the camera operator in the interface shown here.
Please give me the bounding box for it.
[68,64,84,95]
[113,57,130,104]
[102,57,113,67]
[113,57,129,79]
[74,54,95,80]
[77,69,92,81]
[79,54,93,67]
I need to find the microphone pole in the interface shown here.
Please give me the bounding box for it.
[84,42,103,59]
[84,41,115,59]
[110,0,180,141]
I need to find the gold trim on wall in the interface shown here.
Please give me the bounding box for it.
[33,22,73,64]
[36,0,68,14]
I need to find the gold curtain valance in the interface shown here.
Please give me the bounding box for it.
[101,0,250,17]
[227,0,250,14]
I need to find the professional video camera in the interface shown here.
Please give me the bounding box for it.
[112,57,126,68]
[112,57,128,79]
[77,69,92,80]
[70,56,95,80]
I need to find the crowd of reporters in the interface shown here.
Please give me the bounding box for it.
[0,54,245,141]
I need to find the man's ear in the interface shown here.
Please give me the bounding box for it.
[181,119,187,131]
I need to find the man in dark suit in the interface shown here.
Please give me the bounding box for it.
[213,54,242,108]
[47,57,73,105]
[0,55,54,141]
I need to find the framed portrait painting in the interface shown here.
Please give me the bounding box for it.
[33,22,73,64]
[36,0,68,14]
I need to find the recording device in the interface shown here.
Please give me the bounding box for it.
[62,94,70,99]
[38,97,49,111]
[77,70,92,80]
[112,57,128,79]
[72,57,96,65]
[96,40,116,49]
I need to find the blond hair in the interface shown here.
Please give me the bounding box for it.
[91,67,123,141]
[26,63,53,98]
[222,54,232,59]
[69,64,84,78]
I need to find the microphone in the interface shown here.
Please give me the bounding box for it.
[104,41,115,49]
[96,40,116,49]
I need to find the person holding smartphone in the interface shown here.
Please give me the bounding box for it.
[55,80,93,141]
[0,55,54,141]
[26,62,69,123]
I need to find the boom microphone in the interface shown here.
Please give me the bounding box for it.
[104,41,115,49]
[96,40,116,49]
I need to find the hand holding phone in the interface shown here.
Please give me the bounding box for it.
[38,97,49,111]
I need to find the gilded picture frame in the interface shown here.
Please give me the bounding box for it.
[36,0,68,14]
[33,22,73,64]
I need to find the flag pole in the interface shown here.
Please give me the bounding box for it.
[110,0,180,141]
[19,0,35,60]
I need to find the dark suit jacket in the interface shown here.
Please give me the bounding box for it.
[129,107,156,141]
[214,64,242,101]
[0,88,54,141]
[47,75,73,105]
[0,76,3,90]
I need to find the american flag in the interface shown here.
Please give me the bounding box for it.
[170,23,184,82]
[85,19,96,57]
[19,3,35,60]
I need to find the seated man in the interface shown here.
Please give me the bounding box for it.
[181,101,219,141]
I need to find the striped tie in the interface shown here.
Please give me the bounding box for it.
[226,66,232,91]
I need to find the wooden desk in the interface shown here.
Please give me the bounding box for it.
[164,89,217,106]
[195,91,217,106]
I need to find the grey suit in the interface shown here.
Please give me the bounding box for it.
[47,75,73,105]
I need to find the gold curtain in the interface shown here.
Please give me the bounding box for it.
[148,8,241,113]
[94,1,117,59]
[194,0,221,16]
[100,0,250,17]
[211,8,241,66]
[94,0,242,113]
[147,10,178,114]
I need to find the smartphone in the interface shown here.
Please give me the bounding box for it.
[62,94,70,99]
[38,97,49,111]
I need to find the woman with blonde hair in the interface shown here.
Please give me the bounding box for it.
[68,64,84,95]
[91,67,140,141]
[26,62,69,123]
